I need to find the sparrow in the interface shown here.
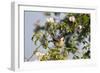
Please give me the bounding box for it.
[53,35,64,48]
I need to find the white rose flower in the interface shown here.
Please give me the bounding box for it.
[35,52,45,60]
[35,52,40,56]
[69,16,76,22]
[46,17,54,23]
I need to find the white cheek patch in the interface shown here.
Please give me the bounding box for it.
[61,37,64,41]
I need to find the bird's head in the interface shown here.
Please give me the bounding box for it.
[60,37,64,41]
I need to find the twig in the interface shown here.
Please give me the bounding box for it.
[27,45,41,61]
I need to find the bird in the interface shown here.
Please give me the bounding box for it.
[53,35,64,48]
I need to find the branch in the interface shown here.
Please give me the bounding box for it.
[26,45,41,61]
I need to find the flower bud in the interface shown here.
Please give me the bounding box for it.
[78,25,82,30]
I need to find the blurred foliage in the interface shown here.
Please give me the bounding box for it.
[30,12,90,61]
[40,48,68,61]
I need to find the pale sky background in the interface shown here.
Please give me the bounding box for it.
[24,11,47,61]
